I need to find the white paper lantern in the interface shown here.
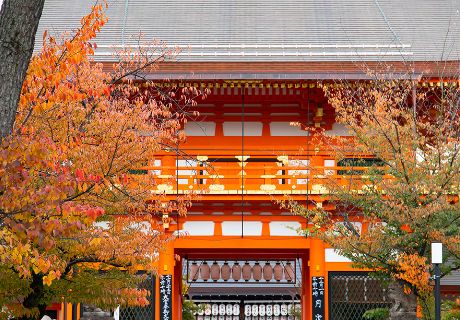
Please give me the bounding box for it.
[205,304,212,316]
[273,304,281,316]
[212,304,219,316]
[219,304,226,316]
[259,304,266,316]
[252,305,259,316]
[266,305,273,316]
[245,305,252,317]
[233,304,240,316]
[226,304,233,316]
[198,305,205,316]
[280,304,288,316]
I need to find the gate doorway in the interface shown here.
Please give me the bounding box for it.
[183,257,304,319]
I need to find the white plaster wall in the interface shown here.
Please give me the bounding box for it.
[221,221,262,236]
[269,221,301,236]
[325,248,352,262]
[223,122,263,136]
[182,221,215,236]
[270,122,309,136]
[184,121,216,136]
[325,123,355,136]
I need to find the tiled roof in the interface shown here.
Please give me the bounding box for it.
[35,0,460,62]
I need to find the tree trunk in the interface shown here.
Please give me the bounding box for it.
[387,280,417,320]
[0,0,45,138]
[18,272,48,320]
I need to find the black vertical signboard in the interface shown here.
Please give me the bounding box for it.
[159,274,172,320]
[312,276,325,320]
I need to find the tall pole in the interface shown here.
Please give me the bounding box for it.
[432,242,443,320]
[434,263,441,320]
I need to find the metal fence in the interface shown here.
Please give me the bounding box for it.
[328,272,391,320]
[120,275,156,320]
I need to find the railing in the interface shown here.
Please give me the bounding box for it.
[132,156,387,195]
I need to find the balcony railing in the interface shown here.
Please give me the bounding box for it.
[133,156,387,195]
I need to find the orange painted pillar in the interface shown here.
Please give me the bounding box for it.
[156,240,176,320]
[309,237,326,320]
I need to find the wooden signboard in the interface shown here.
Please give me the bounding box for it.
[159,275,172,320]
[312,276,325,320]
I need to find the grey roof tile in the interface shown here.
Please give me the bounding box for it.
[35,0,460,62]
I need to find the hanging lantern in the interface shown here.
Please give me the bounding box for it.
[211,261,220,281]
[200,262,210,281]
[244,305,252,317]
[211,304,219,316]
[226,304,233,316]
[263,262,273,281]
[232,262,241,281]
[189,262,199,281]
[204,304,212,315]
[221,262,231,281]
[219,304,226,316]
[273,262,283,281]
[284,262,295,282]
[266,305,273,316]
[252,262,262,281]
[242,262,252,281]
[233,304,240,316]
[280,303,288,316]
[259,305,266,316]
[273,304,281,316]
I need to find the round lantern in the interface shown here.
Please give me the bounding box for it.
[211,261,220,281]
[273,304,281,316]
[244,305,252,317]
[226,304,233,315]
[200,262,210,281]
[263,262,273,281]
[211,304,219,316]
[273,262,283,281]
[259,304,266,316]
[233,304,240,316]
[197,304,205,316]
[221,262,231,281]
[284,262,295,282]
[242,262,252,281]
[219,304,226,316]
[189,262,199,281]
[280,303,288,316]
[204,304,212,315]
[231,262,241,281]
[266,305,273,316]
[251,305,259,316]
[252,262,262,281]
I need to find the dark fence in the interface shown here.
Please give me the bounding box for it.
[328,272,391,320]
[120,275,156,320]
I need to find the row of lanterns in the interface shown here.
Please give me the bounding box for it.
[195,303,300,317]
[189,261,295,282]
[196,316,297,320]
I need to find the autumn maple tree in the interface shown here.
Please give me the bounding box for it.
[286,74,460,319]
[0,2,204,319]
